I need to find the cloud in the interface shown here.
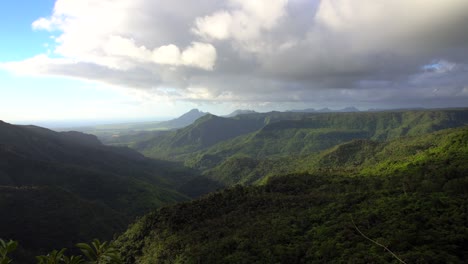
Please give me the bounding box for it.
[180,42,217,70]
[2,0,468,108]
[193,0,288,51]
[99,36,217,70]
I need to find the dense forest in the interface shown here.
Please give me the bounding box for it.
[0,120,216,261]
[1,109,467,263]
[116,125,468,263]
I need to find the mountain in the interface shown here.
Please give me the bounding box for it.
[288,106,360,113]
[224,109,257,117]
[115,126,468,263]
[135,109,468,184]
[338,106,360,112]
[0,120,218,260]
[2,110,468,263]
[222,125,468,185]
[133,114,266,159]
[367,107,426,112]
[228,110,466,184]
[68,109,208,145]
[154,109,208,130]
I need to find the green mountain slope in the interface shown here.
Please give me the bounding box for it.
[0,121,194,214]
[155,108,207,130]
[116,127,468,263]
[134,114,266,159]
[136,109,467,167]
[199,109,468,158]
[180,109,468,185]
[0,120,217,261]
[202,126,468,186]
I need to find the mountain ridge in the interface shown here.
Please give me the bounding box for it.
[155,108,208,130]
[0,120,219,260]
[147,109,468,173]
[115,126,468,263]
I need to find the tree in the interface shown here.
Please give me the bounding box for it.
[0,239,17,264]
[76,239,122,264]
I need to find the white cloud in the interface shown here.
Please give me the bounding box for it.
[193,0,288,51]
[32,17,57,31]
[231,0,288,29]
[0,54,73,76]
[103,36,149,61]
[2,0,468,108]
[152,45,181,65]
[193,11,232,40]
[150,42,218,70]
[181,42,217,70]
[462,87,468,95]
[28,0,217,71]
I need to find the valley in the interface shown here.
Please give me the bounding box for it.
[3,1,468,263]
[1,108,467,263]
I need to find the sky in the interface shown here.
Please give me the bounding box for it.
[1,0,467,125]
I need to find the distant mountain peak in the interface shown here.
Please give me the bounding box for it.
[177,109,207,119]
[317,107,331,112]
[186,108,203,113]
[288,107,360,113]
[225,109,257,118]
[338,106,360,112]
[151,109,208,130]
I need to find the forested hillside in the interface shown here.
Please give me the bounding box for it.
[3,0,468,262]
[202,125,468,186]
[116,126,468,264]
[0,120,217,261]
[137,109,467,162]
[133,114,266,159]
[132,109,468,186]
[1,109,467,263]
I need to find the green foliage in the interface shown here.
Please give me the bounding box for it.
[0,186,126,263]
[76,239,122,264]
[36,240,122,264]
[117,168,468,263]
[0,240,122,264]
[115,126,468,263]
[199,126,468,186]
[137,109,468,165]
[133,114,266,159]
[0,120,201,262]
[36,249,67,264]
[2,110,468,263]
[0,239,17,264]
[62,255,85,264]
[130,109,468,187]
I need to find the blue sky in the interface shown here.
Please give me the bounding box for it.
[0,0,135,123]
[0,1,50,59]
[0,0,213,124]
[1,0,467,127]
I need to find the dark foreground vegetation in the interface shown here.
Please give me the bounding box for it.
[0,238,122,264]
[0,120,215,261]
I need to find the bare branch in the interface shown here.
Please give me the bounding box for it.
[351,216,407,264]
